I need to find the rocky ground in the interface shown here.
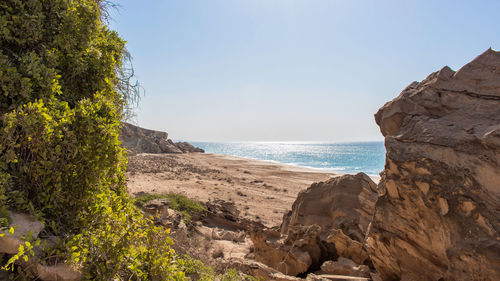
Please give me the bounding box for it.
[126,153,339,227]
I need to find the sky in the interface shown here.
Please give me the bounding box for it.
[110,0,500,142]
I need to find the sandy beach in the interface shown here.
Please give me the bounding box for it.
[127,153,339,226]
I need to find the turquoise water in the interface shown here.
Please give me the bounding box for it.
[190,141,386,176]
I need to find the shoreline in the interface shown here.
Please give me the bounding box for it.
[209,153,381,182]
[126,153,337,226]
[126,152,380,227]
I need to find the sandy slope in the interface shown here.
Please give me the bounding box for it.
[126,153,337,227]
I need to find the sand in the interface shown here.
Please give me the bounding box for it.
[126,153,338,227]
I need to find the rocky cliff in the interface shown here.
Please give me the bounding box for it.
[119,122,204,154]
[367,48,500,281]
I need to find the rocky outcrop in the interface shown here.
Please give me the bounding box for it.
[367,48,500,281]
[175,141,205,153]
[119,122,204,154]
[251,173,378,276]
[281,173,377,242]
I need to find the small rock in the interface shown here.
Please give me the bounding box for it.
[36,263,81,281]
[0,212,44,254]
[320,257,370,278]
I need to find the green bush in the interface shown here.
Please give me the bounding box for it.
[0,0,125,113]
[134,193,206,223]
[0,0,188,279]
[0,0,254,279]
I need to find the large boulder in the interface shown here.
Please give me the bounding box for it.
[281,173,377,243]
[252,173,377,276]
[250,225,326,276]
[367,49,500,281]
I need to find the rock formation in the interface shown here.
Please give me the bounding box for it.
[281,173,378,242]
[175,141,205,153]
[119,122,204,154]
[250,224,326,276]
[251,173,378,276]
[367,48,500,281]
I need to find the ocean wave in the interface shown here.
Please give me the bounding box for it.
[192,141,385,176]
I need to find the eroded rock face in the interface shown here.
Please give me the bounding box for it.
[326,229,368,265]
[175,141,205,153]
[368,49,500,281]
[250,225,325,276]
[119,122,204,154]
[252,173,378,277]
[281,173,377,243]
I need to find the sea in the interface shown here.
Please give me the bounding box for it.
[190,141,386,177]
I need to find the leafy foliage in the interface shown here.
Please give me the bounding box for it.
[0,0,185,279]
[0,0,126,113]
[134,193,206,223]
[0,0,255,280]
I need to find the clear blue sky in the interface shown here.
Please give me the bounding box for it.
[110,0,499,142]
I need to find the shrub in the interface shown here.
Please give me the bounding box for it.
[0,0,254,280]
[0,0,186,279]
[134,193,206,223]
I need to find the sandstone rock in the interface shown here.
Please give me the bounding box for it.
[120,122,203,154]
[203,199,264,232]
[175,141,205,153]
[120,122,182,154]
[250,224,326,276]
[142,198,171,215]
[281,173,377,243]
[211,228,246,243]
[0,212,44,254]
[36,263,81,281]
[252,174,377,276]
[368,49,500,281]
[140,199,187,232]
[320,258,370,278]
[326,229,368,265]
